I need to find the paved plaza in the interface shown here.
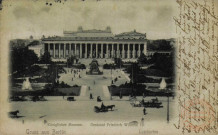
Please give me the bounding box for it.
[11,96,175,122]
[58,67,129,100]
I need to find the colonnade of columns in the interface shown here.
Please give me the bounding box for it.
[45,43,146,59]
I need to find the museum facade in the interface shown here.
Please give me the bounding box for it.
[42,27,147,59]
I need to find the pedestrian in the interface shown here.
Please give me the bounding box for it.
[140,117,144,127]
[141,98,145,104]
[101,102,105,110]
[119,91,122,99]
[90,93,93,99]
[143,107,146,115]
[97,96,102,102]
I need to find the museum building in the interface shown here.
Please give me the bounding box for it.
[42,27,147,59]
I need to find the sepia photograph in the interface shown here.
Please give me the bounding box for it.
[9,26,176,121]
[0,0,217,135]
[8,0,176,122]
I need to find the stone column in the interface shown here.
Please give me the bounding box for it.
[133,44,135,59]
[122,44,125,59]
[74,44,77,57]
[64,43,66,58]
[106,44,109,58]
[85,43,88,58]
[135,44,138,58]
[69,43,71,57]
[48,44,50,55]
[58,44,61,58]
[90,44,93,58]
[128,44,130,59]
[96,44,98,58]
[112,44,114,58]
[101,44,103,58]
[144,42,147,55]
[138,44,141,57]
[53,44,55,58]
[80,44,82,58]
[117,44,119,58]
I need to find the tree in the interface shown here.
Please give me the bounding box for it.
[67,56,77,66]
[137,53,147,64]
[149,53,175,77]
[128,63,141,83]
[40,51,52,64]
[154,54,174,76]
[11,47,38,73]
[114,58,123,68]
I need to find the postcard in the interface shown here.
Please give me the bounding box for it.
[0,0,217,135]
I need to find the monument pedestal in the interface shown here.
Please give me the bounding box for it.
[86,59,103,75]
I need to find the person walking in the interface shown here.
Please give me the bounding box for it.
[119,91,122,99]
[101,102,105,110]
[140,117,144,127]
[141,98,145,104]
[97,96,102,102]
[143,107,146,115]
[90,93,93,99]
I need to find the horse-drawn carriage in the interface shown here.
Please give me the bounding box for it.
[143,98,163,108]
[32,96,47,102]
[130,98,163,108]
[67,97,76,101]
[94,106,108,113]
[94,105,115,113]
[130,101,142,107]
[10,96,27,102]
[8,110,20,118]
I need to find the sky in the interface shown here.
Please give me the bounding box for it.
[1,0,179,40]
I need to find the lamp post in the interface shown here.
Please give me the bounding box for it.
[55,65,58,83]
[166,88,170,123]
[110,63,114,100]
[111,63,113,85]
[131,63,134,97]
[120,56,121,71]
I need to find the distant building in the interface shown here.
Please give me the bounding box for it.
[42,26,147,60]
[28,40,44,58]
[146,51,172,56]
[147,38,175,56]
